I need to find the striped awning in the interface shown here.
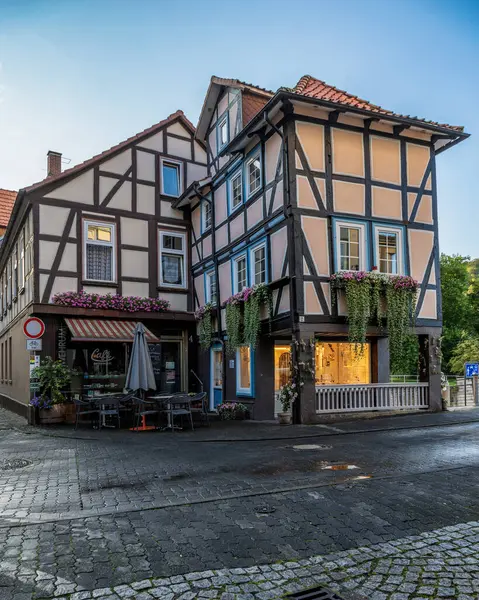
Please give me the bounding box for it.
[64,319,159,343]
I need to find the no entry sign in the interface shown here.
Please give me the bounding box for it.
[23,317,45,340]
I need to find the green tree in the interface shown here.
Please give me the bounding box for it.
[440,254,473,368]
[449,337,479,374]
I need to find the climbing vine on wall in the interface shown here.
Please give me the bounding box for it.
[330,271,418,370]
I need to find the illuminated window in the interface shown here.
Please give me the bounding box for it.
[159,231,186,288]
[236,345,253,396]
[315,342,370,385]
[84,221,115,282]
[274,345,291,391]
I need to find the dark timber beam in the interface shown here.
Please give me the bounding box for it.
[393,124,410,135]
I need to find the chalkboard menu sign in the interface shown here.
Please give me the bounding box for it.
[148,344,162,389]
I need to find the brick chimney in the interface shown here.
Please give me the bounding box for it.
[47,150,62,177]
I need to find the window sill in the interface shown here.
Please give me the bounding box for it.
[81,280,118,288]
[157,286,188,294]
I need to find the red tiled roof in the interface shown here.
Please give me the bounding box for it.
[291,75,464,133]
[24,110,195,193]
[0,189,16,229]
[242,92,270,127]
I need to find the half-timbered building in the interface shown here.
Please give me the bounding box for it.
[0,75,469,423]
[0,111,207,417]
[177,75,468,422]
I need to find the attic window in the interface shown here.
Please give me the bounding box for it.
[218,115,229,149]
[161,159,182,197]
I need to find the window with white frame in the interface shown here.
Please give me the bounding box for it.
[7,259,11,305]
[246,153,262,197]
[375,226,403,275]
[159,231,186,288]
[230,171,243,211]
[84,221,116,282]
[19,235,25,289]
[202,200,212,232]
[3,274,6,312]
[335,221,366,272]
[205,270,217,305]
[12,249,17,298]
[236,345,253,396]
[234,254,247,293]
[218,116,229,148]
[161,159,182,197]
[252,243,266,285]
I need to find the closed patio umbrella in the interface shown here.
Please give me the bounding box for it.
[126,323,157,431]
[126,322,157,393]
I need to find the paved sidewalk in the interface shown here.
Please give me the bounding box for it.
[36,520,479,600]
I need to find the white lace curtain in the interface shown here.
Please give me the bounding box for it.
[87,244,112,281]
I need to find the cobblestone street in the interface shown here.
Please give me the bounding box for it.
[2,409,479,599]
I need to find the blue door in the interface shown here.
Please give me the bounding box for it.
[210,345,223,409]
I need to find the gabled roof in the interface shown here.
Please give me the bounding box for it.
[24,110,195,194]
[291,75,464,133]
[0,189,17,229]
[196,76,274,140]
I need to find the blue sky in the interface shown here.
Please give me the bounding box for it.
[0,0,477,255]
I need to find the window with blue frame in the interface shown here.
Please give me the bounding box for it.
[233,253,248,293]
[205,270,217,305]
[202,200,212,233]
[251,241,267,285]
[161,159,182,197]
[246,151,262,198]
[373,224,404,275]
[333,219,367,272]
[229,171,243,212]
[217,114,229,150]
[236,345,253,396]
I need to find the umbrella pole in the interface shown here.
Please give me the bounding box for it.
[130,389,157,432]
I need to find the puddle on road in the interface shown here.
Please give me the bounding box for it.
[292,444,332,451]
[322,464,359,471]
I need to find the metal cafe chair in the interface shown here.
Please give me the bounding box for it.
[189,392,209,427]
[168,394,194,432]
[132,397,161,431]
[73,397,100,430]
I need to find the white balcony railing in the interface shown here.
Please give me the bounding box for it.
[315,383,429,414]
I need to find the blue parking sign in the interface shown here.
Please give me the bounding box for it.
[465,363,479,377]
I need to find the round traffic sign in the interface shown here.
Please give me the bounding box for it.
[23,317,45,339]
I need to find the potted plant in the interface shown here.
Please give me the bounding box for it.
[217,402,248,420]
[277,382,298,425]
[30,357,73,424]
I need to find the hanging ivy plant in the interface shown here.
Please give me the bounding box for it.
[222,284,273,354]
[386,276,418,372]
[225,299,243,355]
[330,271,419,365]
[195,303,214,351]
[244,284,273,348]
